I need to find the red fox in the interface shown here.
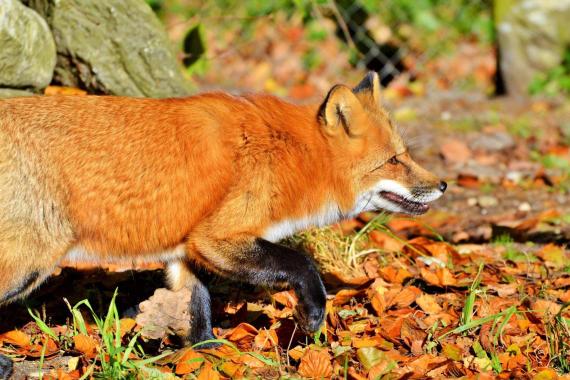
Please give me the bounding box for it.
[0,72,445,378]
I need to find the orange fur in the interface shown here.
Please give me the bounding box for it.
[0,73,444,301]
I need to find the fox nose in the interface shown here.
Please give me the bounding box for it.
[439,181,447,193]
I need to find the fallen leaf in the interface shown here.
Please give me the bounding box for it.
[175,349,204,375]
[298,349,333,378]
[73,334,98,358]
[197,362,220,380]
[441,138,471,163]
[0,330,31,347]
[253,328,278,350]
[416,294,443,314]
[44,86,87,96]
[272,290,298,309]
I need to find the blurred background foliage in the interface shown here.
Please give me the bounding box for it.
[144,0,500,98]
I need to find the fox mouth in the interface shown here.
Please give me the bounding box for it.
[379,191,430,215]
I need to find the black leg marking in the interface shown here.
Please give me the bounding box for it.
[224,238,327,333]
[187,279,217,348]
[0,271,39,304]
[0,354,13,380]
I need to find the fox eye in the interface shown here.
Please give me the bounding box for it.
[387,156,399,165]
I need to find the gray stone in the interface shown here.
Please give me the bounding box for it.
[0,0,56,89]
[495,0,570,97]
[0,88,36,98]
[26,0,191,98]
[470,131,515,152]
[478,195,498,208]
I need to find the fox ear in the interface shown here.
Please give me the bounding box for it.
[319,84,365,137]
[353,71,381,105]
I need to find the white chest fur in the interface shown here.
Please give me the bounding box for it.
[262,202,342,242]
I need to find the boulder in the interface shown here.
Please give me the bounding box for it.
[495,0,570,97]
[0,89,36,98]
[26,0,191,98]
[0,0,56,89]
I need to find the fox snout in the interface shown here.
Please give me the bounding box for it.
[374,178,446,215]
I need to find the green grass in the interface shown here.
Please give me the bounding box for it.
[30,290,172,379]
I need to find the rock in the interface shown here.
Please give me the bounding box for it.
[0,0,56,89]
[495,0,570,97]
[136,287,192,340]
[470,131,515,152]
[467,198,478,207]
[0,89,36,98]
[477,196,498,208]
[26,0,191,98]
[518,202,531,212]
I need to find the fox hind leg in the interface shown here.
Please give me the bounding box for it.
[0,223,73,380]
[166,260,217,347]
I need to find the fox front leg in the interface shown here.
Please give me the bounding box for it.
[189,236,327,333]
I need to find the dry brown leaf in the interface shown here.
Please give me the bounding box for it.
[400,319,427,355]
[457,173,480,188]
[73,334,98,358]
[175,349,204,375]
[298,349,333,379]
[531,299,562,320]
[119,318,137,338]
[0,330,31,347]
[288,345,306,361]
[272,290,298,309]
[415,294,442,314]
[253,328,278,350]
[223,322,258,350]
[197,362,220,380]
[420,267,457,287]
[44,86,87,96]
[369,231,404,252]
[333,289,363,306]
[379,266,412,284]
[440,138,471,163]
[352,335,390,349]
[390,286,422,309]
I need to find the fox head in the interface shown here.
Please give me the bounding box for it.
[318,72,446,216]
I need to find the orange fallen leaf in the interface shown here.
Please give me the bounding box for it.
[175,349,204,375]
[415,294,442,314]
[0,330,31,347]
[254,328,278,350]
[369,231,404,252]
[333,289,363,306]
[119,318,137,338]
[298,349,333,379]
[44,86,87,96]
[272,290,298,309]
[223,322,258,349]
[197,361,220,380]
[73,334,98,359]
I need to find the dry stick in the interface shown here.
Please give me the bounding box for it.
[286,323,298,369]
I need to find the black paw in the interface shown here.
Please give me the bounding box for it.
[0,354,13,380]
[295,301,326,333]
[187,329,220,350]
